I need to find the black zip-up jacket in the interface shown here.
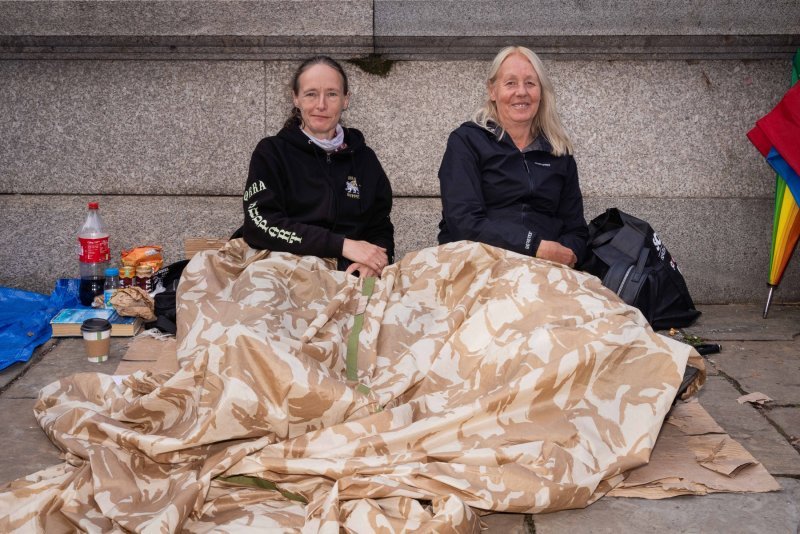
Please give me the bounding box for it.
[237,125,394,266]
[438,121,588,263]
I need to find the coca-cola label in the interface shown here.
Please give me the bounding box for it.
[79,237,110,263]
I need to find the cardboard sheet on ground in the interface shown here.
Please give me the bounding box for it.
[2,241,711,532]
[608,399,780,498]
[114,334,178,375]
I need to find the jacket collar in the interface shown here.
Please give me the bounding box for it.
[485,121,553,153]
[278,124,365,156]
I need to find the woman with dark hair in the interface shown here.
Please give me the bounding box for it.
[238,56,394,277]
[438,46,587,267]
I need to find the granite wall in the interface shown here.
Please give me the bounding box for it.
[1,1,799,303]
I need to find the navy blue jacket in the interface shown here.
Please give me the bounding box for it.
[438,122,588,263]
[237,125,394,266]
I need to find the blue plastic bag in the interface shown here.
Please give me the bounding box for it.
[0,279,81,371]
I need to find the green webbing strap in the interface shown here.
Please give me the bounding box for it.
[217,475,308,503]
[346,277,375,383]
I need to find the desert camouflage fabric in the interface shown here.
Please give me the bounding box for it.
[0,240,703,532]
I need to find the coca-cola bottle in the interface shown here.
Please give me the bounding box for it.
[78,201,110,306]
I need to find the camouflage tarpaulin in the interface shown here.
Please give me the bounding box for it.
[0,240,703,532]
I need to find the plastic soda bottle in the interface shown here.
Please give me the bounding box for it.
[78,202,110,306]
[103,267,120,308]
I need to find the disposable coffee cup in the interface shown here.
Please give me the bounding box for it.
[80,318,112,363]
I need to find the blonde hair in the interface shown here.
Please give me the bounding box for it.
[472,46,573,156]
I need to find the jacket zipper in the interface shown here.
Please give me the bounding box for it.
[522,154,533,195]
[328,154,336,230]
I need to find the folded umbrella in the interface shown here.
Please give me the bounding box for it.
[747,49,800,317]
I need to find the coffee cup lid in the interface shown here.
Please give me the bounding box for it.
[81,318,112,332]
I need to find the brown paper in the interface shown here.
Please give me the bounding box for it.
[664,398,725,435]
[737,392,773,405]
[114,335,178,375]
[184,237,228,259]
[608,400,781,499]
[110,287,156,321]
[695,436,757,477]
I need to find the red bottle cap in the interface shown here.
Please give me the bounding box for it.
[88,201,99,209]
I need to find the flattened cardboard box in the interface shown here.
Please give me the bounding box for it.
[115,335,178,375]
[608,399,780,498]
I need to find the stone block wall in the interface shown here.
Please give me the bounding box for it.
[1,1,799,303]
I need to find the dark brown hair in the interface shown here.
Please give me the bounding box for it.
[284,56,350,129]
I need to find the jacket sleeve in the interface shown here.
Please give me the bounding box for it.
[556,156,589,264]
[438,131,542,256]
[359,150,395,262]
[241,140,345,258]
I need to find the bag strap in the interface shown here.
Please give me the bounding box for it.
[630,247,650,283]
[619,248,650,304]
[590,228,620,248]
[603,260,631,293]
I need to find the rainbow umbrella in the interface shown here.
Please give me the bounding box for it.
[748,49,800,317]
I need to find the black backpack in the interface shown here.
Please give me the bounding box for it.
[580,208,700,330]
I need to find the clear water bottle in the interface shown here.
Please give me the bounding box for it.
[78,201,110,306]
[103,267,120,308]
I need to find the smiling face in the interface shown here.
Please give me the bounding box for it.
[292,63,350,140]
[489,53,541,132]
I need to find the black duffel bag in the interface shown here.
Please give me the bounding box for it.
[580,208,700,329]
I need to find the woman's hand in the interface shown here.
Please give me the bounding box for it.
[536,240,577,268]
[342,239,388,273]
[345,262,381,278]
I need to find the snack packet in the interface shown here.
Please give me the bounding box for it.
[121,245,164,272]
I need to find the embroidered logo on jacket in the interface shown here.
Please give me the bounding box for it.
[243,180,267,202]
[345,176,360,199]
[247,202,302,244]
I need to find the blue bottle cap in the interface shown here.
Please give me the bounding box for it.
[104,267,119,276]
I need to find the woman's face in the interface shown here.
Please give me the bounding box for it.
[293,63,349,140]
[489,53,541,131]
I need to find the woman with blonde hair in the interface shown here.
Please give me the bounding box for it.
[437,46,587,267]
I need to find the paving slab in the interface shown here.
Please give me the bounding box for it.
[697,376,800,475]
[0,398,63,486]
[684,304,800,341]
[766,407,800,443]
[482,512,530,533]
[0,339,58,391]
[533,477,800,534]
[0,361,27,390]
[2,338,131,399]
[698,353,720,376]
[708,340,800,405]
